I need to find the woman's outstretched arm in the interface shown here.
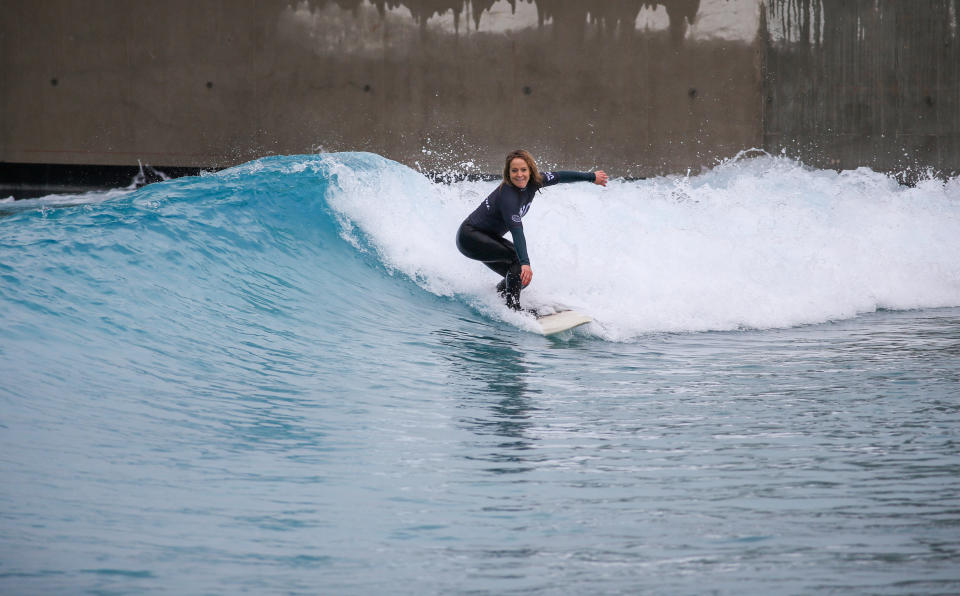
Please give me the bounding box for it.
[541,170,608,187]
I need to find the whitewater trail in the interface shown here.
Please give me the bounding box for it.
[317,152,960,339]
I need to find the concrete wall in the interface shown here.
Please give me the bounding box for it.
[0,0,763,178]
[763,0,960,177]
[1,0,958,183]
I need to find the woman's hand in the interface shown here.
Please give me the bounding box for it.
[593,170,609,186]
[521,264,533,287]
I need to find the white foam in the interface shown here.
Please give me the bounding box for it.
[0,188,133,213]
[323,153,960,339]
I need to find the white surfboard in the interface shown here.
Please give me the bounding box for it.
[535,309,592,336]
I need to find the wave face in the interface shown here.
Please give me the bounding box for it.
[3,152,960,344]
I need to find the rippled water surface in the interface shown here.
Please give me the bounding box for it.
[2,154,959,594]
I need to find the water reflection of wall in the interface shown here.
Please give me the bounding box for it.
[763,0,960,176]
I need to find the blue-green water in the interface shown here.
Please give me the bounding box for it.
[2,153,959,594]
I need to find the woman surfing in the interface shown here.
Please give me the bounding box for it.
[456,149,608,311]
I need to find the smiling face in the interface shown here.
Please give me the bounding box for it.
[502,150,542,189]
[508,157,530,189]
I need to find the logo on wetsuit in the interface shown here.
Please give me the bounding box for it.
[512,202,531,224]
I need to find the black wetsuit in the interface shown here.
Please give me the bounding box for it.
[456,170,596,309]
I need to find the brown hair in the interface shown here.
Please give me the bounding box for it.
[501,149,544,188]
